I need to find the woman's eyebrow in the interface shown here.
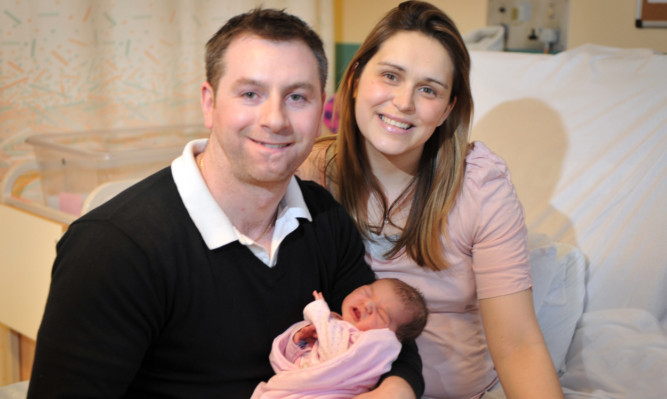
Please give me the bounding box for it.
[377,61,449,90]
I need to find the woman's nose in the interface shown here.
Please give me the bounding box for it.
[392,85,415,113]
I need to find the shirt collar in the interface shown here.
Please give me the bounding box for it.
[171,138,312,251]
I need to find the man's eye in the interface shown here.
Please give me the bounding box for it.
[242,92,258,99]
[288,93,306,102]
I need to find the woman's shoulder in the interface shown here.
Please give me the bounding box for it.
[296,134,336,185]
[464,141,511,187]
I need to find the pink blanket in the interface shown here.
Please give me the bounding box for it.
[252,320,401,398]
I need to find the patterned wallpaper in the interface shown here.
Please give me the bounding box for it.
[0,0,333,178]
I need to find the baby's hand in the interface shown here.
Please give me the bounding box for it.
[293,324,318,347]
[312,290,324,301]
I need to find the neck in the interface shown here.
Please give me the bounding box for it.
[364,142,422,199]
[197,149,288,241]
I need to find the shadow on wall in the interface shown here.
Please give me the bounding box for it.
[471,98,577,247]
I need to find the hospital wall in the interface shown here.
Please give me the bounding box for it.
[335,0,667,53]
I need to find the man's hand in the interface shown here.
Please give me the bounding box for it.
[355,376,416,399]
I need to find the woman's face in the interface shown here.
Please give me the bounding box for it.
[354,31,455,169]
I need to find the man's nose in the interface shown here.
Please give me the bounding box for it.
[261,95,290,133]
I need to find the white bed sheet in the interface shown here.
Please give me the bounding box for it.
[469,45,667,398]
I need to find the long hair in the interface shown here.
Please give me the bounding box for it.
[326,1,473,271]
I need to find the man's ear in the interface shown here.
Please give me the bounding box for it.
[201,82,215,130]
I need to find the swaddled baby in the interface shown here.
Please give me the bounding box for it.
[252,278,428,398]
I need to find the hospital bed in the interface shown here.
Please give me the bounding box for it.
[1,44,665,397]
[469,44,666,398]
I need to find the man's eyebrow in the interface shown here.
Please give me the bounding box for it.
[285,81,317,93]
[231,78,317,93]
[378,61,449,90]
[231,78,263,90]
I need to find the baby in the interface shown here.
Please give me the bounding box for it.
[252,278,428,398]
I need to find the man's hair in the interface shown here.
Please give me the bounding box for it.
[204,8,328,95]
[385,278,428,342]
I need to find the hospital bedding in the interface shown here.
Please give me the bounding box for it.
[470,44,666,398]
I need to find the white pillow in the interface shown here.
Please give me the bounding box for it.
[528,232,587,373]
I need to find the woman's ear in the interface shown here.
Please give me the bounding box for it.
[438,96,457,126]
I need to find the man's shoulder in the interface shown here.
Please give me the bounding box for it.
[77,167,181,224]
[295,176,339,215]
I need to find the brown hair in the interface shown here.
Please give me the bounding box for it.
[205,8,328,95]
[383,278,428,342]
[324,1,473,270]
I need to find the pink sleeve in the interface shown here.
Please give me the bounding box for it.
[463,142,532,299]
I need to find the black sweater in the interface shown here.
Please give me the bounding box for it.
[28,168,423,398]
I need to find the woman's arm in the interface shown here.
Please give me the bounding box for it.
[480,289,564,399]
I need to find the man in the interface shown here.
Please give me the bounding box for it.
[27,8,423,398]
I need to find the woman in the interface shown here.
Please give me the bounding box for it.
[298,1,564,398]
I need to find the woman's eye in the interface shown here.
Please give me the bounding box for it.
[383,73,397,81]
[420,87,436,96]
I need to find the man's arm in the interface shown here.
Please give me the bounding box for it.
[371,340,423,398]
[28,222,161,397]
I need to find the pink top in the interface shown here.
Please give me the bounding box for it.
[299,141,531,399]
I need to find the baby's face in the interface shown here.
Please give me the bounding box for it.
[341,279,409,332]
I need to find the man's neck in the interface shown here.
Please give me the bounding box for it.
[200,155,289,241]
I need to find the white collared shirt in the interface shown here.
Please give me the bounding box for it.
[171,139,312,267]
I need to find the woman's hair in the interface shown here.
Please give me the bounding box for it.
[205,8,327,95]
[384,278,428,342]
[324,1,473,271]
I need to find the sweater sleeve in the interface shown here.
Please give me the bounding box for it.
[28,220,166,398]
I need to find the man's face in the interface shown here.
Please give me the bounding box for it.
[201,34,325,186]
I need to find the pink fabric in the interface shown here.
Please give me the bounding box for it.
[298,141,532,399]
[290,299,358,368]
[251,317,401,398]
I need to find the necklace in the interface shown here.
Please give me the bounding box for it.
[255,209,278,241]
